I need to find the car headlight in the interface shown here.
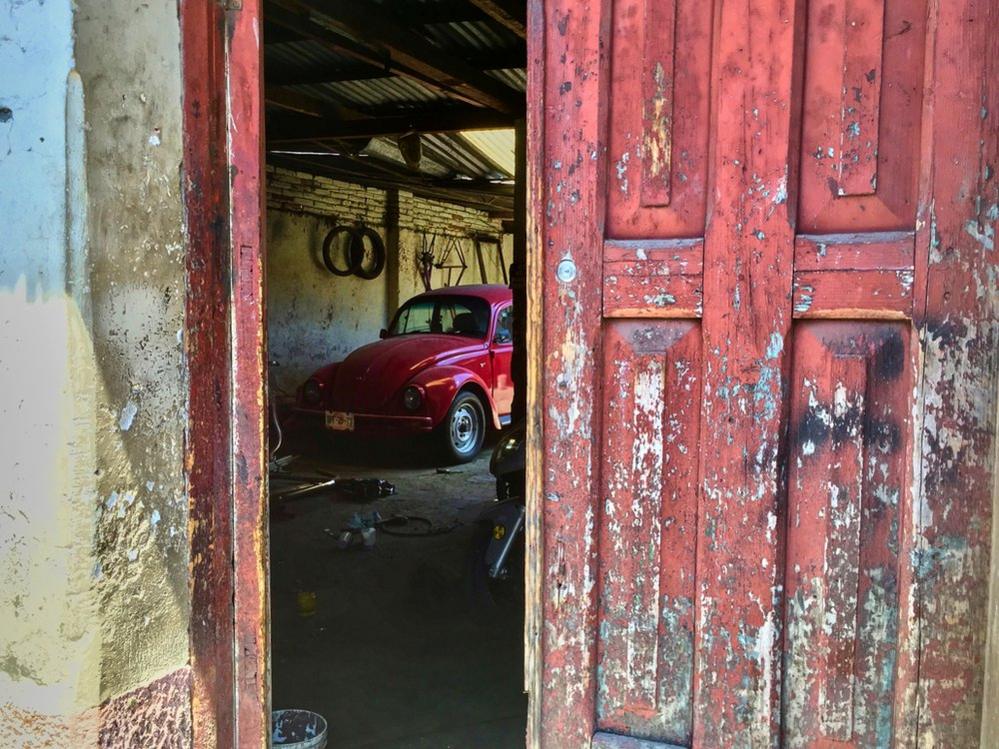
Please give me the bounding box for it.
[403,386,423,411]
[302,379,322,405]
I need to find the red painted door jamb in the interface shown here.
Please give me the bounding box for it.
[228,0,270,746]
[183,1,269,746]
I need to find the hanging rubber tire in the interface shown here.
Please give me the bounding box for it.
[349,225,386,280]
[437,390,486,464]
[321,225,362,276]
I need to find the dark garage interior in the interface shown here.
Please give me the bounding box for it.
[261,1,528,746]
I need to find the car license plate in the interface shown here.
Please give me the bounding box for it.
[325,411,354,431]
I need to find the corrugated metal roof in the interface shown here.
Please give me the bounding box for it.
[420,20,521,54]
[264,0,523,208]
[362,137,452,178]
[294,77,446,111]
[424,133,508,178]
[266,38,354,71]
[357,133,509,182]
[457,129,516,175]
[486,68,526,93]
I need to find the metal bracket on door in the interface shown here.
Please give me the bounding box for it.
[218,0,242,9]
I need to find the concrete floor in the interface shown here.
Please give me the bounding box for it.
[270,436,527,748]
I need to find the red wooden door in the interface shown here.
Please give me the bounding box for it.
[530,0,997,747]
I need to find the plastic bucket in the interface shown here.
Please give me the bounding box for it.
[271,709,328,749]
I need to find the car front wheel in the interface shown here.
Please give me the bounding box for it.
[439,391,486,464]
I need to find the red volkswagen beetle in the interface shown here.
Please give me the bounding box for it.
[295,285,514,462]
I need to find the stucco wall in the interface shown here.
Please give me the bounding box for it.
[267,166,512,394]
[0,0,191,744]
[0,0,100,724]
[74,0,190,705]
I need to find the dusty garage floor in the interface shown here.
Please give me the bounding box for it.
[270,436,527,749]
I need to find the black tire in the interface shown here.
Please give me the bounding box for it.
[321,225,362,276]
[349,225,386,280]
[438,391,486,464]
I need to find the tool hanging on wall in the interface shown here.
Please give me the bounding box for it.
[473,234,506,285]
[418,232,436,292]
[321,222,386,280]
[434,236,468,287]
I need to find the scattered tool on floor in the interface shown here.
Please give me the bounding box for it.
[325,511,457,550]
[272,477,397,503]
[331,478,396,501]
[272,478,340,502]
[328,511,382,549]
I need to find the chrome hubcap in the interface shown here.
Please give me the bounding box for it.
[450,403,480,455]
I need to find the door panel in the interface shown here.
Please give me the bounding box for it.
[597,320,700,744]
[783,322,916,749]
[798,0,927,232]
[606,0,713,238]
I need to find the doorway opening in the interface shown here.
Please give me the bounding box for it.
[261,2,530,745]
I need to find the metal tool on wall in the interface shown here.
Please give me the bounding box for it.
[418,232,436,291]
[434,235,468,287]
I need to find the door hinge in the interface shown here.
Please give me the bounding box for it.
[218,0,242,9]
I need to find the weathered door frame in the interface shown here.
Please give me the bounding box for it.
[182,1,269,747]
[523,2,545,746]
[181,1,540,746]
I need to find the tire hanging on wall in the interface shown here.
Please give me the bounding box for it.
[321,224,386,280]
[349,225,386,280]
[321,225,361,277]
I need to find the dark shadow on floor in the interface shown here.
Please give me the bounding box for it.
[270,435,527,749]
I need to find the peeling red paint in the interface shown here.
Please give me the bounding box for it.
[182,2,267,747]
[226,2,270,747]
[181,3,236,747]
[534,0,995,746]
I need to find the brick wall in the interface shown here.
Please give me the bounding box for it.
[266,165,504,238]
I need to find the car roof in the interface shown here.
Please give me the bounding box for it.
[412,284,512,305]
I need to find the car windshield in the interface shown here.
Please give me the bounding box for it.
[389,295,491,339]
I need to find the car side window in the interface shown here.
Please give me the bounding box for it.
[494,305,513,344]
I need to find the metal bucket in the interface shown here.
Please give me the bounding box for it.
[271,709,328,749]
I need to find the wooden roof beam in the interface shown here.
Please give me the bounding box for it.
[264,86,366,120]
[266,5,393,72]
[265,44,526,87]
[268,156,514,215]
[267,107,515,143]
[467,0,526,38]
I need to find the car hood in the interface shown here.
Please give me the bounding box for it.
[330,334,485,412]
